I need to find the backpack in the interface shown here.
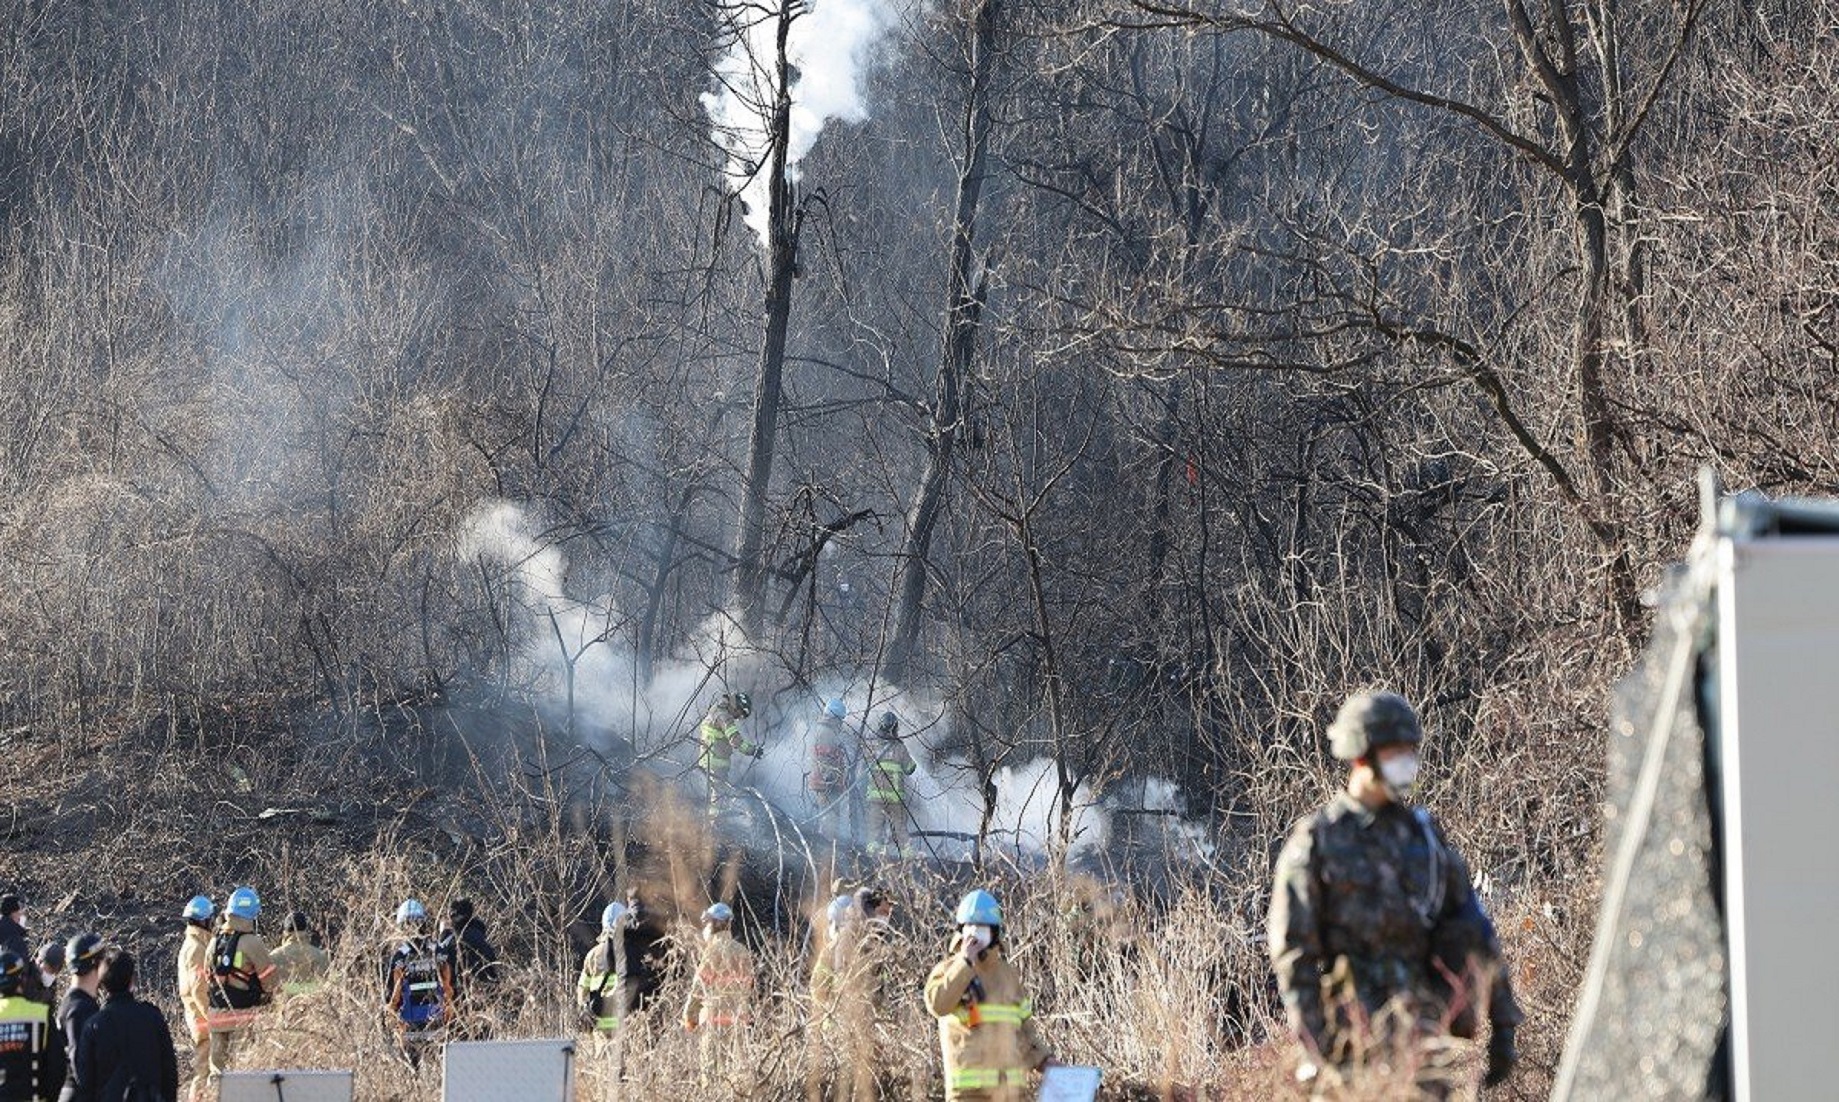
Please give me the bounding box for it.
[395,943,445,1026]
[208,931,264,1010]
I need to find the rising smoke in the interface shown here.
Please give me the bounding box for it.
[700,0,912,246]
[459,499,1212,862]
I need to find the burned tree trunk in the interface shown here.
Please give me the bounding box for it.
[732,0,800,640]
[886,0,1000,686]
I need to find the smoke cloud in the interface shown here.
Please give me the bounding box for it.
[459,500,1212,863]
[701,0,910,246]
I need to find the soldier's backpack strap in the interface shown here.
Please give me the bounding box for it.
[1412,807,1448,929]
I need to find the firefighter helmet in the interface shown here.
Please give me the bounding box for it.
[702,902,734,925]
[825,697,847,718]
[876,711,899,737]
[182,895,215,923]
[601,903,626,932]
[953,889,1002,927]
[396,898,427,925]
[225,886,261,921]
[724,691,752,719]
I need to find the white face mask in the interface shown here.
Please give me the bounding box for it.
[1378,752,1420,799]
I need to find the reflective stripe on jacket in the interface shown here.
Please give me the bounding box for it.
[684,931,755,1029]
[866,742,915,803]
[924,942,1048,1101]
[698,713,759,773]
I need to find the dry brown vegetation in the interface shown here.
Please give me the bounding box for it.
[3,0,1837,1097]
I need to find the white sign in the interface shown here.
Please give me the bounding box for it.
[218,1071,354,1102]
[442,1038,577,1102]
[1038,1064,1103,1102]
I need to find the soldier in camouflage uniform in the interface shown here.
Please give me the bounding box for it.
[1267,691,1522,1099]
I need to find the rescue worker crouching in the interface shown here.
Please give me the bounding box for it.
[269,911,331,997]
[206,886,277,1077]
[865,712,916,858]
[0,950,64,1102]
[682,903,756,1085]
[924,890,1053,1102]
[175,895,215,1101]
[383,898,455,1067]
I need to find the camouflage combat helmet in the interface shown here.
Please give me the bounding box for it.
[1326,691,1422,760]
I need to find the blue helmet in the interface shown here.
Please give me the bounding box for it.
[825,698,847,718]
[396,898,427,924]
[954,889,1002,927]
[601,903,627,932]
[225,886,261,921]
[825,894,854,930]
[702,902,734,924]
[182,895,215,923]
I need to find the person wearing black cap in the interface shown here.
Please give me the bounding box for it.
[31,944,64,1008]
[77,952,178,1102]
[438,899,499,1037]
[54,935,105,1102]
[0,897,29,960]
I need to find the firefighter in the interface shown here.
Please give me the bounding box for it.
[383,898,454,1066]
[53,934,105,1102]
[0,950,63,1102]
[577,903,628,1034]
[698,692,761,806]
[809,887,900,1101]
[924,890,1054,1102]
[206,886,276,1077]
[683,903,755,1085]
[809,698,853,839]
[175,895,214,1101]
[864,712,917,858]
[269,911,330,997]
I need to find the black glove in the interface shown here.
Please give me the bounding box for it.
[1483,1024,1517,1088]
[753,746,766,759]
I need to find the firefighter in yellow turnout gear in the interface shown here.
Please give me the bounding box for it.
[269,911,330,997]
[865,711,916,858]
[683,903,755,1086]
[697,692,760,806]
[924,890,1053,1102]
[176,896,215,1101]
[205,887,277,1078]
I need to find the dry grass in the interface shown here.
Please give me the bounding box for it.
[1,713,1579,1101]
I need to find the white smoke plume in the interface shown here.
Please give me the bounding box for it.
[458,500,1212,862]
[701,0,910,247]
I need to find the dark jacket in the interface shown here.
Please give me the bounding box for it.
[439,919,500,1001]
[76,993,178,1102]
[0,916,28,960]
[56,988,98,1097]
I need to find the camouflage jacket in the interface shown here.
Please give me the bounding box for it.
[1266,792,1522,1054]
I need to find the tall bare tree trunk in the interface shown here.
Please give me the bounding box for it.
[732,1,800,639]
[886,0,999,686]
